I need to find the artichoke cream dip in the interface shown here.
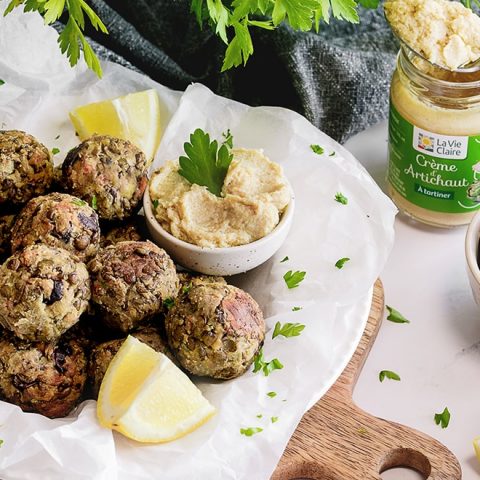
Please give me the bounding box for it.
[385,0,480,227]
[149,148,291,248]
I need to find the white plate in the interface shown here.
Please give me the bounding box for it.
[0,7,397,479]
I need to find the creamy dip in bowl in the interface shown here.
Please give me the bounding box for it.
[144,148,294,275]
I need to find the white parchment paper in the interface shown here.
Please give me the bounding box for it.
[0,5,397,479]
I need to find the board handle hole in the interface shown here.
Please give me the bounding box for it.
[380,448,430,479]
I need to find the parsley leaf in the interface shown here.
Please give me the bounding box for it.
[272,321,305,339]
[379,370,401,382]
[178,129,233,197]
[386,305,410,324]
[182,283,192,295]
[358,0,379,7]
[71,198,87,207]
[240,427,263,436]
[283,270,306,289]
[0,80,4,86]
[253,349,284,376]
[292,306,302,312]
[51,147,60,155]
[329,151,336,156]
[256,414,263,418]
[335,257,350,269]
[163,297,175,310]
[335,192,348,205]
[152,199,159,209]
[272,0,323,30]
[331,0,359,21]
[271,416,279,423]
[5,0,108,78]
[55,134,60,140]
[280,256,289,263]
[222,129,233,148]
[310,144,324,155]
[0,439,3,447]
[91,195,98,210]
[434,407,451,429]
[222,20,254,71]
[267,391,277,398]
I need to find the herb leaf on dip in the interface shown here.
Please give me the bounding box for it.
[179,128,233,197]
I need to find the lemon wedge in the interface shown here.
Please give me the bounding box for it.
[97,336,216,443]
[69,89,162,164]
[474,436,480,463]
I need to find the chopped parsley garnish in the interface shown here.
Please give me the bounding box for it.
[271,416,279,423]
[0,439,4,447]
[163,297,175,310]
[272,321,305,339]
[182,283,192,295]
[152,199,159,209]
[253,349,283,376]
[386,305,410,324]
[267,391,277,398]
[434,407,451,429]
[222,129,233,148]
[91,195,98,210]
[334,192,348,205]
[55,134,60,140]
[256,414,263,419]
[71,198,87,207]
[280,256,289,263]
[379,370,401,382]
[178,128,233,197]
[335,257,350,269]
[283,270,306,289]
[310,144,324,155]
[329,151,336,157]
[240,427,263,437]
[0,80,4,86]
[292,306,302,312]
[51,147,60,155]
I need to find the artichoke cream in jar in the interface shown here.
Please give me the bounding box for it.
[385,0,480,227]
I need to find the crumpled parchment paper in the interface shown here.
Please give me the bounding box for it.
[0,4,397,479]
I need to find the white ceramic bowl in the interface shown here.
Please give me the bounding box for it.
[465,209,480,305]
[143,189,295,276]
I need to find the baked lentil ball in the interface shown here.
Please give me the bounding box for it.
[88,325,174,397]
[0,244,91,342]
[100,215,146,248]
[0,212,16,260]
[165,282,265,380]
[62,135,148,221]
[0,130,53,205]
[89,241,178,332]
[0,333,87,418]
[11,192,100,262]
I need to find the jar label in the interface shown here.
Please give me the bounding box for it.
[388,102,480,213]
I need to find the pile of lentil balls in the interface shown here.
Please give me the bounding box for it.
[0,130,265,418]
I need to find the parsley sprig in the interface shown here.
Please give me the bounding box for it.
[179,128,233,197]
[434,407,451,429]
[4,0,108,78]
[386,305,410,324]
[379,370,401,382]
[253,348,283,376]
[192,0,364,71]
[272,321,305,339]
[283,270,306,289]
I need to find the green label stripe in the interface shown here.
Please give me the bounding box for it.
[388,102,480,214]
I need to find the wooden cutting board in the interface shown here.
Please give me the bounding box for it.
[272,280,462,480]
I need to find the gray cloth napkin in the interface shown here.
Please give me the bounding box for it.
[81,1,399,143]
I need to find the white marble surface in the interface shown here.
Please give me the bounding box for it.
[345,122,480,480]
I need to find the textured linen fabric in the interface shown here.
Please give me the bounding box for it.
[80,1,399,143]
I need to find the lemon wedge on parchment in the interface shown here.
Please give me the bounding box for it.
[69,89,162,164]
[473,436,480,463]
[97,336,216,443]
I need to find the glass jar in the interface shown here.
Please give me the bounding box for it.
[388,46,480,227]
